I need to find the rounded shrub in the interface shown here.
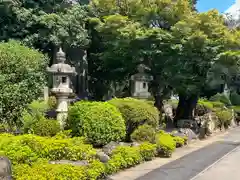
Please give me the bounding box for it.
[0,40,48,127]
[215,109,233,129]
[230,91,240,106]
[67,101,126,146]
[156,133,176,157]
[130,124,156,143]
[32,119,61,137]
[108,98,159,141]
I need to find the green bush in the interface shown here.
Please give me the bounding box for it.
[109,98,159,141]
[22,100,49,134]
[13,160,105,180]
[0,123,17,133]
[21,100,60,136]
[196,99,225,114]
[232,106,240,113]
[173,136,185,148]
[156,133,176,157]
[130,124,156,143]
[210,93,231,106]
[67,101,126,146]
[215,109,233,128]
[0,134,97,165]
[211,101,225,109]
[198,99,214,109]
[105,142,157,174]
[54,130,73,139]
[32,119,61,137]
[139,142,157,161]
[0,141,38,165]
[196,99,213,116]
[0,40,48,127]
[106,146,142,174]
[230,91,240,106]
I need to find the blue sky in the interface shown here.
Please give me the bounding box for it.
[197,0,235,12]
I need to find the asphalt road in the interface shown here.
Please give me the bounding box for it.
[193,146,240,180]
[136,127,240,180]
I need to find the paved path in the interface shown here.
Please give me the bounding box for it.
[136,127,240,180]
[193,146,240,180]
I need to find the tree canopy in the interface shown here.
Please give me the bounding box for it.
[1,0,240,121]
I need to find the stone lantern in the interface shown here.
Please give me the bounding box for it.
[130,64,153,99]
[47,48,76,128]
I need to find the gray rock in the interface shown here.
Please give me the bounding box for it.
[171,132,186,138]
[131,142,140,147]
[49,160,88,166]
[96,151,110,163]
[119,142,131,146]
[0,156,12,180]
[102,142,119,155]
[178,128,198,140]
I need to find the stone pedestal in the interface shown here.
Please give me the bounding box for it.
[56,96,69,127]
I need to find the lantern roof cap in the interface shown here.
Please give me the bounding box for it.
[47,47,76,75]
[47,63,76,74]
[56,47,66,63]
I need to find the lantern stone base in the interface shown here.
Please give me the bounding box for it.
[57,112,68,129]
[56,96,69,129]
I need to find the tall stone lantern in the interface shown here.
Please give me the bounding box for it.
[131,64,153,99]
[47,48,76,128]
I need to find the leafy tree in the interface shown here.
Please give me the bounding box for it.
[0,1,89,56]
[90,3,240,122]
[88,0,193,103]
[170,10,240,121]
[0,40,48,127]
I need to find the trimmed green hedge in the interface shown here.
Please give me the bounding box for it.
[108,98,159,141]
[0,134,96,165]
[31,119,61,137]
[67,101,126,146]
[14,159,105,180]
[1,129,186,179]
[105,142,157,174]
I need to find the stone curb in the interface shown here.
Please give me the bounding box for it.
[108,128,233,180]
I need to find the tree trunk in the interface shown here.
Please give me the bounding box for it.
[174,94,198,127]
[154,94,163,112]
